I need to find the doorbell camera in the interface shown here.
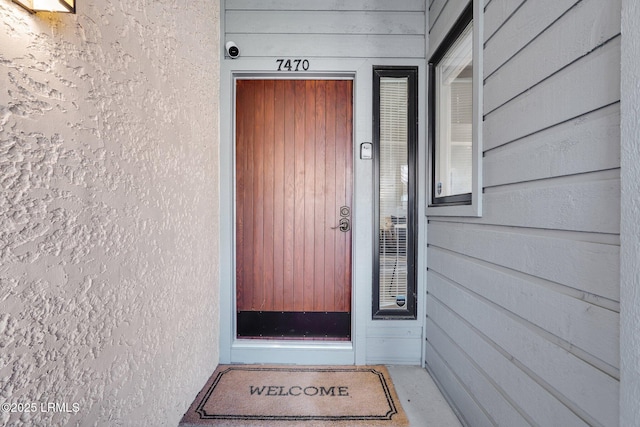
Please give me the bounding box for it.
[225,41,239,59]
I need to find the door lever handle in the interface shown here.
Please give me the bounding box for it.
[330,206,351,232]
[331,218,350,232]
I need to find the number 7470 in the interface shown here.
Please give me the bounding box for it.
[276,59,310,72]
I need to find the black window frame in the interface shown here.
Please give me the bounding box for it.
[428,2,474,207]
[372,66,418,320]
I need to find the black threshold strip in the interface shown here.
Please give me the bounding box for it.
[237,311,351,338]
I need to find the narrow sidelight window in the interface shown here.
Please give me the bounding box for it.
[373,67,417,319]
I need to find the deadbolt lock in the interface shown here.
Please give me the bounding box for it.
[331,206,351,232]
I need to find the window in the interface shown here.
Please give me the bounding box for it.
[428,2,482,215]
[373,67,417,319]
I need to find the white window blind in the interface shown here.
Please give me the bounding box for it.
[378,77,409,309]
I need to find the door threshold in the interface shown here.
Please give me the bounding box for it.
[230,340,355,365]
[234,339,353,349]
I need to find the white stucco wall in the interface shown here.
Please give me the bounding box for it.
[0,1,220,425]
[620,0,640,425]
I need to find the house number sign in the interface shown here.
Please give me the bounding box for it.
[276,59,310,71]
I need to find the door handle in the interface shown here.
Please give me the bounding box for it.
[331,206,351,232]
[330,218,350,232]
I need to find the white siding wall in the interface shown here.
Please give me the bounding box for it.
[426,0,620,426]
[225,0,425,59]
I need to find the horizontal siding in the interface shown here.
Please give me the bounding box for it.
[483,0,525,43]
[428,0,448,31]
[428,0,468,56]
[426,0,621,426]
[428,221,620,304]
[484,0,621,114]
[225,0,425,59]
[428,246,619,373]
[430,171,620,234]
[484,104,620,188]
[226,0,425,11]
[226,11,425,35]
[484,36,621,149]
[429,271,619,427]
[482,170,620,234]
[426,316,531,426]
[426,341,495,427]
[224,34,425,58]
[483,0,577,78]
[427,302,590,427]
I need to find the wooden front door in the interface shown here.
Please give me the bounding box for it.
[235,79,353,339]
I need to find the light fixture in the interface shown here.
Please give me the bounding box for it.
[12,0,75,14]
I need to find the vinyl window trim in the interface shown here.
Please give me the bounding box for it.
[427,1,483,217]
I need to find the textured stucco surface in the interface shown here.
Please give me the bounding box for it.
[620,0,640,424]
[0,0,220,425]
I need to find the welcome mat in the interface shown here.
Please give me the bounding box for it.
[180,365,409,427]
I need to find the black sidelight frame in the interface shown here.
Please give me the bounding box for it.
[372,66,418,320]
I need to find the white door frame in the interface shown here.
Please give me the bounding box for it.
[219,58,427,365]
[219,61,366,365]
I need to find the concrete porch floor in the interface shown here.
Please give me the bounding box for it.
[387,365,462,426]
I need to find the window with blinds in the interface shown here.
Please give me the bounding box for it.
[373,68,417,319]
